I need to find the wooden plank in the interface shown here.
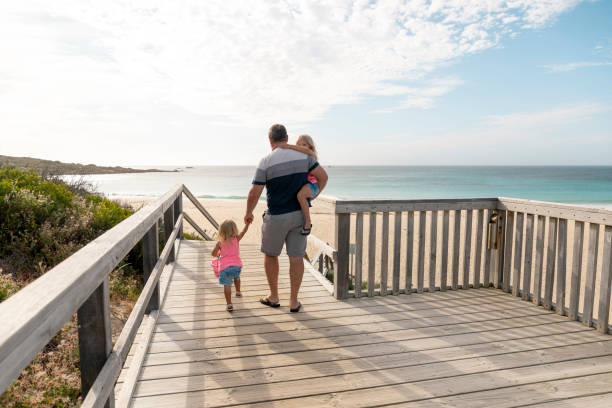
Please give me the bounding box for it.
[368,212,377,297]
[334,213,351,299]
[77,279,114,408]
[354,213,364,297]
[521,214,534,300]
[502,211,515,293]
[417,211,426,293]
[484,210,493,288]
[597,226,612,333]
[428,211,438,292]
[569,221,585,320]
[0,184,183,395]
[555,218,568,315]
[142,222,160,314]
[440,211,450,291]
[512,212,524,297]
[181,185,219,229]
[163,206,175,263]
[392,211,402,295]
[334,198,499,214]
[543,217,557,310]
[532,215,546,306]
[452,210,461,290]
[381,212,390,296]
[583,222,600,327]
[183,212,212,241]
[494,211,506,289]
[497,197,612,226]
[463,209,473,289]
[474,210,484,288]
[405,211,414,293]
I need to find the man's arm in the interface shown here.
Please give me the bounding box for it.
[309,165,328,199]
[245,184,264,225]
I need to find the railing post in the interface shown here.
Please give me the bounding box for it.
[143,221,160,314]
[174,194,183,238]
[164,205,176,263]
[335,212,350,299]
[77,279,114,408]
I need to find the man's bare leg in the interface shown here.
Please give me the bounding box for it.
[264,254,280,303]
[288,256,304,309]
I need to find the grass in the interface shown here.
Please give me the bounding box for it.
[0,166,147,407]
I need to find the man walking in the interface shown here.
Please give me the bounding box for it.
[245,124,328,312]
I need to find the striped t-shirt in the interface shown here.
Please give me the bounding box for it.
[252,148,319,215]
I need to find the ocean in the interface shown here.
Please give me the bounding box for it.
[66,166,612,207]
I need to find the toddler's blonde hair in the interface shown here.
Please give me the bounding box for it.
[297,134,317,160]
[218,219,239,242]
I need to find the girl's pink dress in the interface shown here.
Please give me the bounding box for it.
[211,237,242,277]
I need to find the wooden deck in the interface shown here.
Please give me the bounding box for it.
[121,240,612,407]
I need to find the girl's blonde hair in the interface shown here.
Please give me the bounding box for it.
[218,219,239,241]
[297,134,317,160]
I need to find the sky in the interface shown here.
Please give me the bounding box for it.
[0,0,611,166]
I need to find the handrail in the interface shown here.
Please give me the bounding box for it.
[0,184,183,397]
[0,183,221,407]
[333,197,499,213]
[182,186,220,230]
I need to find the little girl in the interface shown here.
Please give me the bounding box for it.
[211,219,249,311]
[280,134,319,235]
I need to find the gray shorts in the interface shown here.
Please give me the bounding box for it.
[261,210,306,257]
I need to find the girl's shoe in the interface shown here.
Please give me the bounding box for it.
[226,304,234,312]
[236,291,242,297]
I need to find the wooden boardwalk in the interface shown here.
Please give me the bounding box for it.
[121,240,612,407]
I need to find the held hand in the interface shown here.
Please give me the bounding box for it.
[244,213,254,225]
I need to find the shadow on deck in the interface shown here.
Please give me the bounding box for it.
[119,240,612,408]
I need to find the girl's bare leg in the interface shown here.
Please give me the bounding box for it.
[297,185,313,233]
[234,278,242,296]
[224,285,232,305]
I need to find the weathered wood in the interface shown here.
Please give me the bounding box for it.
[334,198,499,214]
[463,210,473,289]
[583,222,600,327]
[532,215,546,306]
[381,212,390,296]
[429,211,438,291]
[555,218,568,315]
[511,212,524,297]
[502,211,515,293]
[393,211,402,295]
[307,234,336,259]
[163,205,176,263]
[521,214,534,301]
[82,214,183,408]
[440,211,450,291]
[568,221,585,320]
[334,213,351,299]
[181,186,219,230]
[368,212,377,297]
[484,210,493,288]
[494,212,506,289]
[354,213,364,297]
[543,217,557,310]
[143,222,160,314]
[497,197,612,226]
[78,279,114,408]
[417,211,426,293]
[405,211,414,293]
[183,212,212,241]
[174,195,183,237]
[597,226,612,333]
[452,210,461,290]
[0,184,182,395]
[474,210,484,288]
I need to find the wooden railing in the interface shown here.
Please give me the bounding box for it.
[0,185,217,407]
[330,197,612,333]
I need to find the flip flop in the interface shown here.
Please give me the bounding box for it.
[301,224,312,236]
[290,302,302,313]
[260,297,280,308]
[236,291,242,297]
[226,304,233,312]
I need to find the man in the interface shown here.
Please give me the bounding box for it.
[245,124,328,312]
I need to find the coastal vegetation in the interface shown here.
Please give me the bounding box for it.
[0,166,145,407]
[0,154,172,176]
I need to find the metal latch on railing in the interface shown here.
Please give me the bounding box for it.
[488,211,501,250]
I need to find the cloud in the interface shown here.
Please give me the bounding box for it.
[485,102,610,128]
[0,0,586,148]
[542,61,612,72]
